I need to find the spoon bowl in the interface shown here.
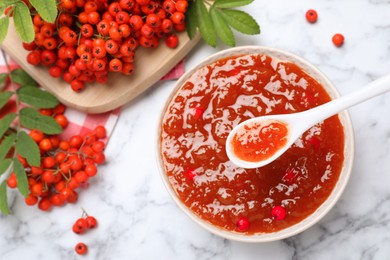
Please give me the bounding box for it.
[227,74,390,169]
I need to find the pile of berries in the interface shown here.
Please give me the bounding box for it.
[23,0,188,92]
[6,104,107,211]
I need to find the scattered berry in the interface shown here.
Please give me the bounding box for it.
[86,216,98,229]
[305,9,318,23]
[75,242,88,255]
[332,33,345,47]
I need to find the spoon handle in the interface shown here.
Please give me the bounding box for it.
[302,74,390,127]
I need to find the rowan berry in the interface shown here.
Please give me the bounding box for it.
[305,9,318,23]
[22,41,37,51]
[332,33,344,47]
[97,20,110,36]
[136,0,151,5]
[175,1,188,13]
[75,243,88,255]
[50,194,65,206]
[171,12,185,25]
[236,216,250,231]
[58,13,74,26]
[129,15,144,30]
[161,19,173,33]
[116,11,130,24]
[84,1,98,13]
[42,170,55,183]
[38,198,52,211]
[40,138,53,151]
[27,50,41,65]
[87,11,100,25]
[7,174,17,189]
[25,194,39,206]
[49,66,63,78]
[31,182,44,196]
[271,205,286,220]
[86,216,98,228]
[109,58,123,72]
[73,218,88,234]
[108,2,122,17]
[43,157,56,169]
[119,0,135,10]
[84,164,97,177]
[146,13,161,28]
[29,129,44,143]
[81,24,94,38]
[165,34,178,48]
[71,79,85,92]
[74,171,89,183]
[141,1,157,14]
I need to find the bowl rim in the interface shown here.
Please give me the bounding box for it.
[156,45,355,242]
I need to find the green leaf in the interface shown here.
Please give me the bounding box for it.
[195,0,216,47]
[20,107,62,134]
[13,2,35,43]
[13,158,28,197]
[28,0,58,23]
[10,68,38,86]
[17,87,58,109]
[0,133,16,162]
[0,181,10,215]
[0,91,13,110]
[219,9,260,35]
[0,73,8,87]
[185,1,198,39]
[0,0,19,8]
[214,0,254,8]
[15,131,40,167]
[0,113,16,139]
[0,16,10,44]
[210,7,235,47]
[0,159,12,176]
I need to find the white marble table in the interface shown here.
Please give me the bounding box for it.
[1,0,390,259]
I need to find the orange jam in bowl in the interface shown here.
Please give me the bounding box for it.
[158,47,354,242]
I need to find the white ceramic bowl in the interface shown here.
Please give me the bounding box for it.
[157,46,354,242]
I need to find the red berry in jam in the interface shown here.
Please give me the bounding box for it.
[305,9,318,23]
[271,206,286,220]
[185,169,196,180]
[236,216,250,231]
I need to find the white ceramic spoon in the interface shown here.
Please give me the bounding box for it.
[226,74,390,169]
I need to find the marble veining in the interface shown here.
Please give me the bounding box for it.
[1,0,390,259]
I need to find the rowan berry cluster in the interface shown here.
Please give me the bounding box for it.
[6,104,107,211]
[73,210,98,255]
[23,0,188,92]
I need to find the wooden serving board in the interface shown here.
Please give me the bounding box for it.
[1,21,200,113]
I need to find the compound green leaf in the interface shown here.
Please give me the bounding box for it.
[214,0,254,8]
[28,0,57,23]
[17,87,58,109]
[219,9,260,35]
[15,131,40,167]
[13,2,34,43]
[195,0,216,47]
[20,107,62,134]
[210,7,235,47]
